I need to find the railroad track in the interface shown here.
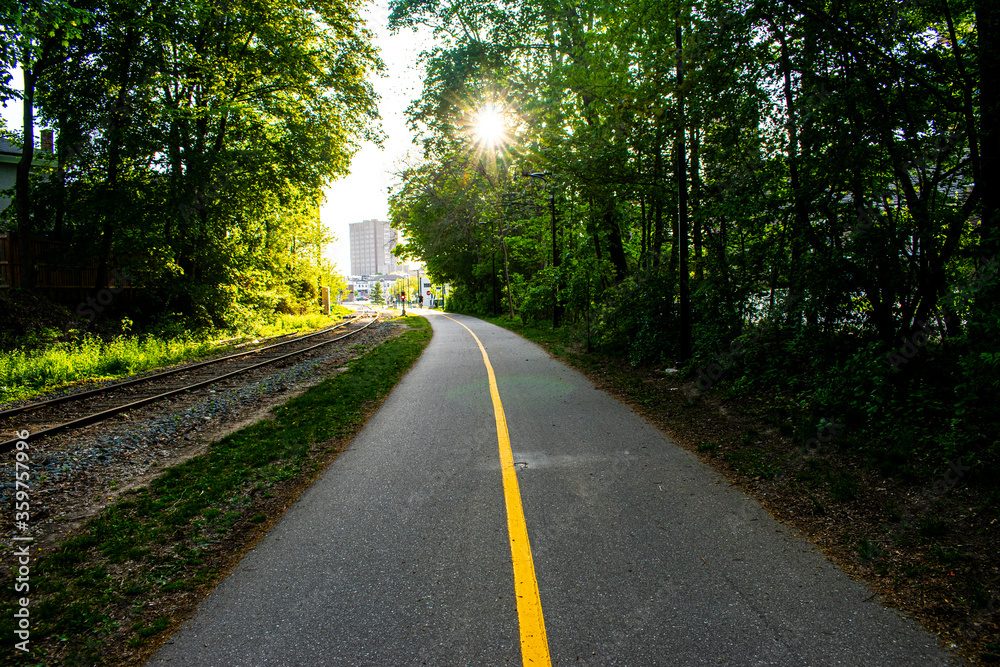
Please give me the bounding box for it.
[0,306,380,453]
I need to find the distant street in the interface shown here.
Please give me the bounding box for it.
[150,313,957,666]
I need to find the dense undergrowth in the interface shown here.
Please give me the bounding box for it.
[477,270,1000,500]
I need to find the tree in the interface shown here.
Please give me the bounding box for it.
[387,0,996,462]
[7,0,382,328]
[0,0,91,287]
[370,281,384,305]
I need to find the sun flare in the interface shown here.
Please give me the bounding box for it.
[463,98,519,170]
[475,105,507,146]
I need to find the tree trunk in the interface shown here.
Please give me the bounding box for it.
[652,128,665,268]
[15,65,37,289]
[96,34,136,289]
[676,8,691,361]
[601,199,629,281]
[773,18,812,326]
[691,126,703,281]
[499,231,515,318]
[640,194,648,269]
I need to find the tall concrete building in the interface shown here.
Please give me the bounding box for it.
[349,219,402,275]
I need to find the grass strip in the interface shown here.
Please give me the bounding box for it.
[0,315,431,666]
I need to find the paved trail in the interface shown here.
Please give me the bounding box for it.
[150,312,957,666]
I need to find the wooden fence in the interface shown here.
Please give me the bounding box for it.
[0,233,137,305]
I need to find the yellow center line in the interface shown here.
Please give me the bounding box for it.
[439,313,551,666]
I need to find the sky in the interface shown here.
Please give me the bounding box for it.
[322,1,433,274]
[0,0,433,277]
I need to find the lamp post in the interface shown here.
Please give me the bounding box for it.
[488,218,498,316]
[525,171,559,328]
[478,219,499,316]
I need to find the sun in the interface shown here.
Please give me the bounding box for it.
[462,97,519,174]
[474,104,507,147]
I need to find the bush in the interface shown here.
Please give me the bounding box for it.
[594,270,677,365]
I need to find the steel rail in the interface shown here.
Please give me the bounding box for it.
[0,315,361,421]
[0,311,379,453]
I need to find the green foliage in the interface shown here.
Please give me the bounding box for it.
[371,281,384,305]
[0,332,216,402]
[2,0,377,325]
[594,271,678,366]
[0,310,350,403]
[385,0,996,467]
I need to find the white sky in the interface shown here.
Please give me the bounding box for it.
[0,0,432,277]
[323,0,432,274]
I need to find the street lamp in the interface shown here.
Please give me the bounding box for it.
[524,171,559,328]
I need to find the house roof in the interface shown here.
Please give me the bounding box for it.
[0,137,20,157]
[0,136,56,168]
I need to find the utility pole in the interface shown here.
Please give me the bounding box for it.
[492,220,498,316]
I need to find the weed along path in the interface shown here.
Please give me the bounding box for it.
[149,313,958,666]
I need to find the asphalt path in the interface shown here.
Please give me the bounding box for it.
[149,312,958,666]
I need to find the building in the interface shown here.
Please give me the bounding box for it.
[0,131,56,214]
[349,219,403,276]
[346,273,408,302]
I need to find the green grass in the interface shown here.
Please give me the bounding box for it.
[828,473,860,502]
[857,537,881,561]
[0,333,219,403]
[0,309,353,404]
[723,447,782,479]
[0,316,431,665]
[244,308,351,339]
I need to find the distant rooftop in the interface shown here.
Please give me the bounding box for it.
[0,137,20,156]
